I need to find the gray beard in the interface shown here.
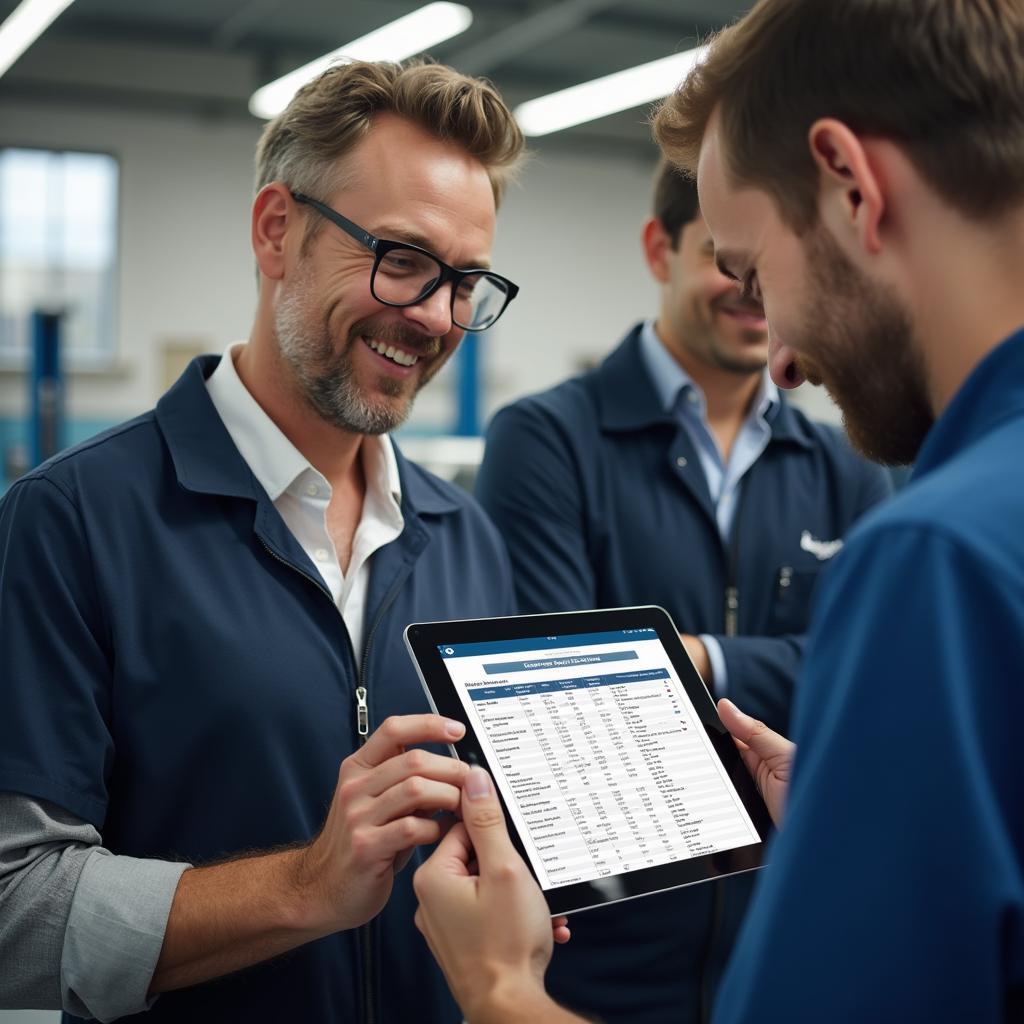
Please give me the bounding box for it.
[274,279,412,436]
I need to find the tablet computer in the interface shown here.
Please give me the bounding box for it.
[404,605,773,917]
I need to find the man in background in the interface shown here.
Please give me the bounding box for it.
[0,60,522,1023]
[476,158,889,1022]
[414,0,1024,1020]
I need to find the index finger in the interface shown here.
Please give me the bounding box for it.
[355,714,465,769]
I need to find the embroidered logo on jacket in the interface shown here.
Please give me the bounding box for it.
[800,530,843,561]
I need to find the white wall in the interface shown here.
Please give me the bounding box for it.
[0,101,259,423]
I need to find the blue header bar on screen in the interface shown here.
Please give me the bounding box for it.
[436,628,657,659]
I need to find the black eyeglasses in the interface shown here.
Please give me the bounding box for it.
[291,191,519,332]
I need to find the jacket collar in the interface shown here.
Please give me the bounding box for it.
[156,355,260,501]
[156,354,460,516]
[913,327,1024,479]
[596,325,814,449]
[392,445,463,516]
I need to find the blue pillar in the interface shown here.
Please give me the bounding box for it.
[29,310,64,467]
[454,331,481,436]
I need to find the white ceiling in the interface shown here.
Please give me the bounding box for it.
[0,0,752,158]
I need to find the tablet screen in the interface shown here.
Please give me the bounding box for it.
[436,627,761,891]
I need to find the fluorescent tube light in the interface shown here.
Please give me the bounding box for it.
[0,0,76,79]
[514,46,707,137]
[249,2,473,120]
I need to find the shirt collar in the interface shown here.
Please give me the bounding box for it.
[638,318,778,425]
[205,343,402,506]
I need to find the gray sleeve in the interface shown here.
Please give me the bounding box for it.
[0,793,189,1021]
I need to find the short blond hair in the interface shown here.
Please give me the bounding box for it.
[255,58,524,217]
[654,0,1024,231]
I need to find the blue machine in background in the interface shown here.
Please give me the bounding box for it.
[454,331,480,437]
[29,309,64,468]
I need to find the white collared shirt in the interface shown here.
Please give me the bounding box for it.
[206,343,404,662]
[639,319,779,540]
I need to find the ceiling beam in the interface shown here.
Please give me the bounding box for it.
[446,0,621,76]
[213,0,287,49]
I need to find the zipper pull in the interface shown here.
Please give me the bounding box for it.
[725,586,739,637]
[355,686,369,737]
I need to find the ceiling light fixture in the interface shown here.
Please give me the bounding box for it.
[0,0,76,79]
[514,46,706,137]
[249,2,473,120]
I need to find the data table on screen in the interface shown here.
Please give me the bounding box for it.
[443,634,760,890]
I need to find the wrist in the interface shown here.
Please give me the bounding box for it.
[462,971,559,1024]
[280,844,339,938]
[681,633,711,681]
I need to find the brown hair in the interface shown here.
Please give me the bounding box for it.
[255,58,524,218]
[653,0,1024,231]
[651,156,701,247]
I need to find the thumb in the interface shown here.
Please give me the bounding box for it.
[460,767,515,868]
[718,698,790,762]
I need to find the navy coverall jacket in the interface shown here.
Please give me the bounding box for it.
[0,355,516,1024]
[476,326,891,1024]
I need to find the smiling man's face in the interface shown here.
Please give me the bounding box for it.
[658,211,769,378]
[274,113,497,435]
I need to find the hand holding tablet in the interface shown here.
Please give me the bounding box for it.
[405,606,773,917]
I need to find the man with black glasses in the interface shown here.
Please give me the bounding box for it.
[0,60,522,1024]
[476,158,889,1024]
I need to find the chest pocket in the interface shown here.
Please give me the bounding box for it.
[767,565,822,635]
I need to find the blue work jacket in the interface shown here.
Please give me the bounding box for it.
[0,355,516,1024]
[715,330,1024,1022]
[476,326,891,1024]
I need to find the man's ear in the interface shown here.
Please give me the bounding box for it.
[642,217,673,283]
[252,183,296,281]
[807,118,884,255]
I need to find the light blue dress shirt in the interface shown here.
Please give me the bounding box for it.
[638,320,778,694]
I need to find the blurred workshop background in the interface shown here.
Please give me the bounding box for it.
[0,0,841,506]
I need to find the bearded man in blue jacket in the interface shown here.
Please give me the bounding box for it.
[476,158,890,1023]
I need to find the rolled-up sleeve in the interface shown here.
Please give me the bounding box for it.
[0,793,188,1021]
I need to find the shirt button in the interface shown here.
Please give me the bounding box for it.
[676,456,688,468]
[315,548,329,562]
[306,484,319,497]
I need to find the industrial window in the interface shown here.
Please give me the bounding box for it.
[0,147,119,368]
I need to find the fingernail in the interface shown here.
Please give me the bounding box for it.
[465,767,492,800]
[444,719,465,739]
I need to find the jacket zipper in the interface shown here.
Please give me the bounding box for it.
[701,485,749,1022]
[355,686,369,737]
[724,585,739,637]
[257,536,382,1024]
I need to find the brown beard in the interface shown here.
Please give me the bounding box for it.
[794,226,934,466]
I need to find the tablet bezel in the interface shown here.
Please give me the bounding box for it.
[404,605,773,917]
